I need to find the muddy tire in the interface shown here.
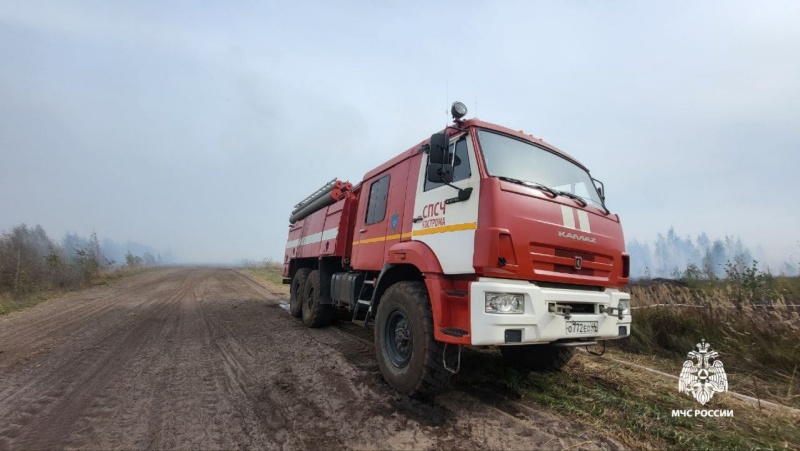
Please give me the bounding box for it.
[374,281,451,398]
[499,345,576,371]
[290,268,311,318]
[302,270,332,328]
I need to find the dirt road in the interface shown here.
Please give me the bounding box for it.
[0,268,619,450]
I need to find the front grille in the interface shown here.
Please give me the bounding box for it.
[530,243,613,281]
[534,281,604,292]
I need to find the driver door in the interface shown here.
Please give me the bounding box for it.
[410,134,480,274]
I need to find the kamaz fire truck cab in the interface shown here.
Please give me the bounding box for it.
[283,102,631,397]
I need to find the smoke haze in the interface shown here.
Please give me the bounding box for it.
[1,2,799,265]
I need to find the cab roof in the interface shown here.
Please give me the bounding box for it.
[362,118,588,182]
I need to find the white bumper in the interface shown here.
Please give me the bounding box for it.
[469,277,632,346]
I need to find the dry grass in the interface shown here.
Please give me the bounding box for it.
[458,347,800,450]
[242,260,286,288]
[0,290,53,315]
[614,281,800,411]
[0,266,153,315]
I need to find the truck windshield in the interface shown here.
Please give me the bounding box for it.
[477,130,604,208]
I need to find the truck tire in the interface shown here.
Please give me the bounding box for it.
[302,270,332,328]
[374,281,451,398]
[290,268,311,318]
[499,345,576,371]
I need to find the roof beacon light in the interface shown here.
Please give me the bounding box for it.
[451,101,468,120]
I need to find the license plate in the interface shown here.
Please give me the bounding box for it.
[566,321,598,334]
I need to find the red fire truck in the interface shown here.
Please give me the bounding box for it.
[283,102,631,397]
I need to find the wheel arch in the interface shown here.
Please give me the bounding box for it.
[288,257,318,281]
[373,242,447,338]
[371,263,425,313]
[384,241,444,274]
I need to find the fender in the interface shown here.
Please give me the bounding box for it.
[375,241,470,345]
[384,240,444,274]
[371,241,442,308]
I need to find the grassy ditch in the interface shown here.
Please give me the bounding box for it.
[457,348,800,450]
[617,279,800,410]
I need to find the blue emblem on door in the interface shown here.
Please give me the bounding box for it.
[391,213,399,232]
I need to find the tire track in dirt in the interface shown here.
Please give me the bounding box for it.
[1,270,195,450]
[0,268,622,450]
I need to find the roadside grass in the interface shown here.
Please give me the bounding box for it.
[607,346,800,411]
[617,280,800,410]
[0,266,153,315]
[93,266,152,286]
[457,348,800,450]
[242,260,286,288]
[0,290,55,315]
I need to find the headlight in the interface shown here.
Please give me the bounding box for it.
[617,300,630,315]
[485,293,524,314]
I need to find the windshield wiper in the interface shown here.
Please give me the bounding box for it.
[498,176,557,198]
[554,190,588,207]
[558,190,611,214]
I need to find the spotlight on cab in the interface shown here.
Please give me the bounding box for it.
[451,101,468,120]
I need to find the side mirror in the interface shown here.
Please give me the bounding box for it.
[593,178,605,202]
[429,133,451,164]
[427,163,454,183]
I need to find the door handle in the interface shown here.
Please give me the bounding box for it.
[412,216,423,223]
[360,228,367,233]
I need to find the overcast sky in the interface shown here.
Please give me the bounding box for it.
[1,1,799,266]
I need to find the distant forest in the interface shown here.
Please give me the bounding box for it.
[627,227,799,280]
[0,223,166,298]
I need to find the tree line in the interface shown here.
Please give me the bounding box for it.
[0,223,160,299]
[627,227,799,280]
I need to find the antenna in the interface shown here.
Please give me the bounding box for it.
[445,78,449,119]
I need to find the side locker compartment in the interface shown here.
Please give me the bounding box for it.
[319,201,344,257]
[339,192,359,260]
[298,209,325,259]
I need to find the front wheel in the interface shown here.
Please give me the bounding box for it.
[499,345,576,371]
[374,281,451,398]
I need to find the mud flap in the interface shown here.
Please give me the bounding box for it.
[318,258,338,305]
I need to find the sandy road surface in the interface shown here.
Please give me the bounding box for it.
[0,268,619,450]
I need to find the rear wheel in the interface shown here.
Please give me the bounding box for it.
[289,268,311,318]
[302,270,333,328]
[499,345,576,371]
[374,281,451,398]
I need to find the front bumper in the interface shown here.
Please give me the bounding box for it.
[469,277,631,346]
